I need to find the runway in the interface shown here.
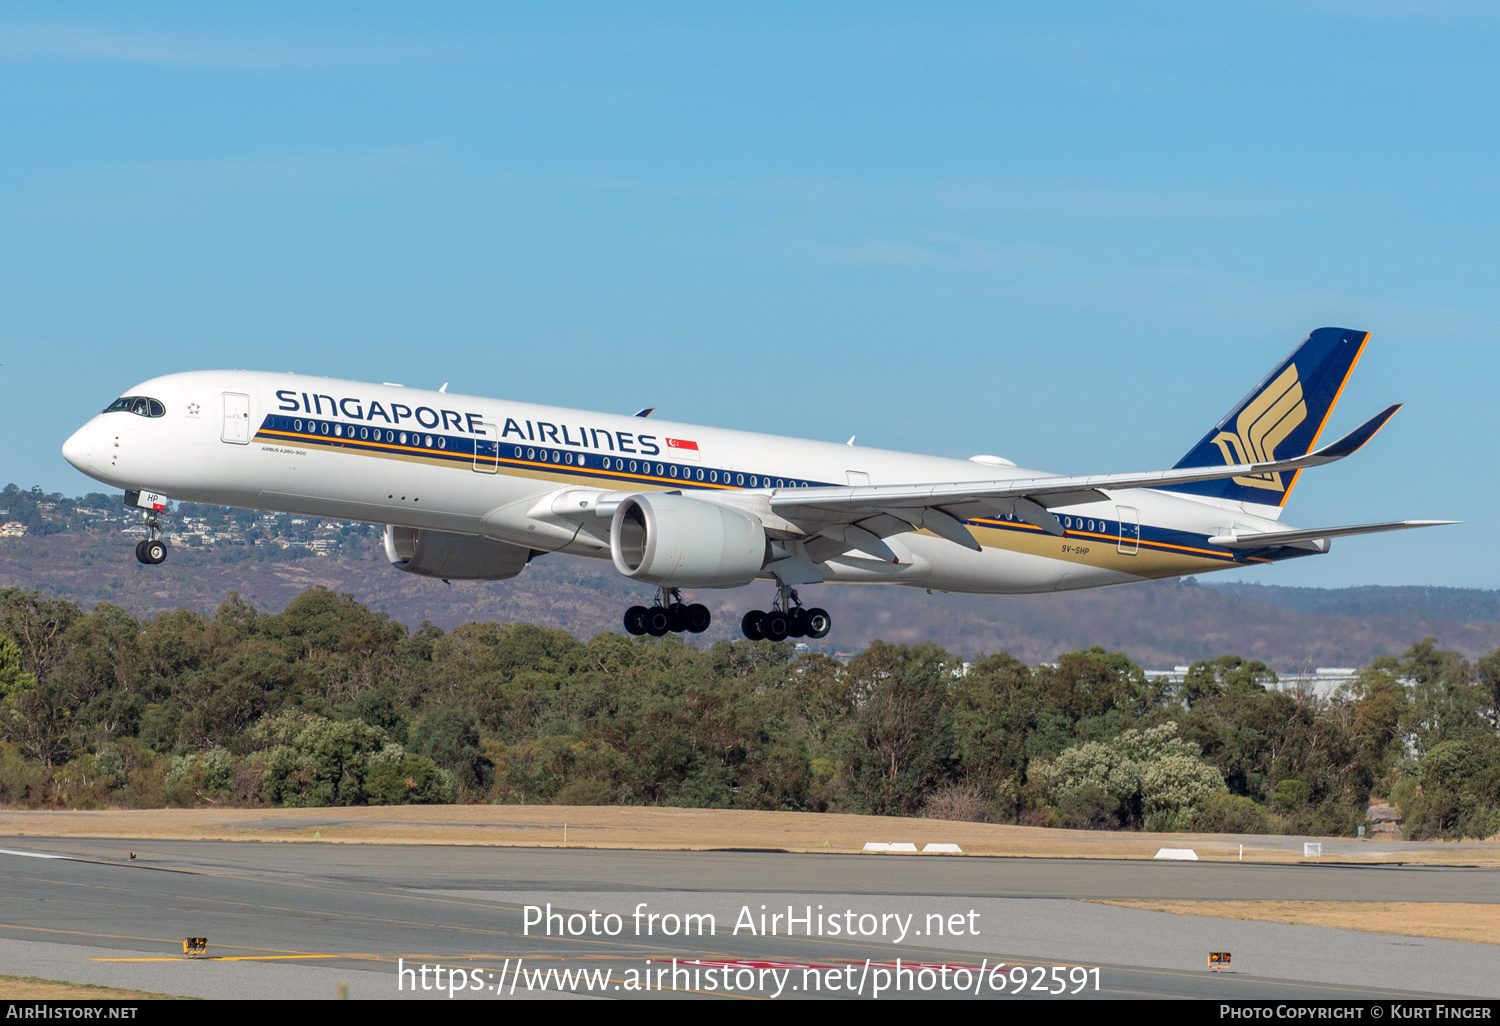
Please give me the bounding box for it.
[1,837,1496,1000]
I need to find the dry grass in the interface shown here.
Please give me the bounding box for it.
[3,806,1499,865]
[1090,900,1500,945]
[0,974,192,999]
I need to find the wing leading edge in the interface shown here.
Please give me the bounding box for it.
[765,403,1453,562]
[772,403,1401,518]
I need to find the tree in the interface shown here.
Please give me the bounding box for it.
[0,638,34,701]
[1475,648,1500,732]
[1030,722,1226,830]
[1180,655,1276,707]
[840,642,957,816]
[1399,736,1500,839]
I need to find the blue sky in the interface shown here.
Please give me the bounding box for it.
[4,3,1496,587]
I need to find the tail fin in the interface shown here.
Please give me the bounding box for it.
[1165,327,1370,513]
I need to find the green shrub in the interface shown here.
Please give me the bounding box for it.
[0,742,49,807]
[1031,723,1226,829]
[1279,800,1367,838]
[1272,779,1313,812]
[365,746,454,805]
[553,778,616,806]
[1057,783,1119,829]
[1191,792,1274,834]
[1143,809,1192,832]
[1400,736,1500,839]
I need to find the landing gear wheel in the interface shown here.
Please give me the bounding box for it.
[667,603,690,634]
[761,610,791,642]
[741,610,765,641]
[686,603,711,634]
[624,605,650,636]
[134,539,150,564]
[804,607,832,639]
[787,610,808,638]
[144,539,168,564]
[645,607,672,637]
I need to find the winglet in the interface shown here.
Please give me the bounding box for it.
[634,407,656,418]
[1303,403,1400,463]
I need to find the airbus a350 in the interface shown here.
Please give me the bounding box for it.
[61,327,1453,641]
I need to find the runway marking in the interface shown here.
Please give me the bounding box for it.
[0,848,211,875]
[0,920,193,947]
[0,918,384,963]
[3,876,1450,999]
[2,854,1474,999]
[0,914,1451,1001]
[94,954,370,963]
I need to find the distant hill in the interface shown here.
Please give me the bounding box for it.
[4,525,1498,672]
[1203,582,1500,624]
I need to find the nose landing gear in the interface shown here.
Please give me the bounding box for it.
[134,511,168,565]
[623,588,712,637]
[740,585,831,642]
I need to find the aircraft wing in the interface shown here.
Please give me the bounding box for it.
[769,404,1403,554]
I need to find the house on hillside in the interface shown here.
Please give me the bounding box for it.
[0,522,27,538]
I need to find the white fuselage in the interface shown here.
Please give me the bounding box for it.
[62,371,1305,594]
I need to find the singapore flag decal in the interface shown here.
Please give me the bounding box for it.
[665,437,701,461]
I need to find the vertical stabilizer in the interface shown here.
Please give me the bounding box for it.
[1165,327,1369,512]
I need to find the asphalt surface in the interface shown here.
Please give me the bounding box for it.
[1,837,1496,1001]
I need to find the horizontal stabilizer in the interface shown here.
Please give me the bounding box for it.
[1207,520,1459,548]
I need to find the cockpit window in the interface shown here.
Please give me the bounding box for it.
[103,396,166,417]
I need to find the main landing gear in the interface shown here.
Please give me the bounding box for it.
[624,588,712,637]
[741,585,831,642]
[134,511,168,565]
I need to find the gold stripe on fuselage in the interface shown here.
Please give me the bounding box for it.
[964,521,1254,579]
[256,427,1257,577]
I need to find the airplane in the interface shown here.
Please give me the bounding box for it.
[61,327,1454,642]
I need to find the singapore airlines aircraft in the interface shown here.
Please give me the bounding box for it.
[62,328,1452,642]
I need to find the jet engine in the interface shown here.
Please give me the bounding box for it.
[609,493,768,588]
[383,526,535,580]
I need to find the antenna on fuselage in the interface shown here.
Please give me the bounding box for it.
[439,383,449,393]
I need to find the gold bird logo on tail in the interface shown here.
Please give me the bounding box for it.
[1210,364,1307,490]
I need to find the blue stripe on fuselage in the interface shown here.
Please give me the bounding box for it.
[255,414,1312,567]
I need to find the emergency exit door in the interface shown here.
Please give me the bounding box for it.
[472,423,499,473]
[1116,505,1140,555]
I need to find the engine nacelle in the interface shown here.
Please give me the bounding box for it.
[610,493,768,588]
[383,526,535,580]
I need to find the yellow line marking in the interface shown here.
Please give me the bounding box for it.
[94,954,368,963]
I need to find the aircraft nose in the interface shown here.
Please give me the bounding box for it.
[62,424,94,471]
